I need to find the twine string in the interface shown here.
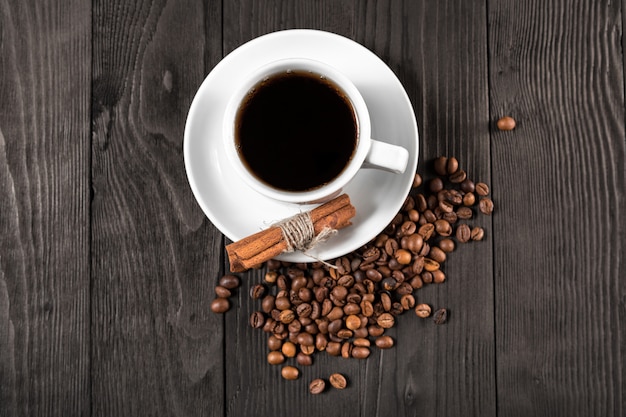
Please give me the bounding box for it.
[276,212,338,268]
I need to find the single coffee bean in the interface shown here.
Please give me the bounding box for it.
[394,249,412,265]
[375,335,394,349]
[343,302,361,316]
[368,325,385,337]
[475,182,489,196]
[345,314,362,330]
[433,308,448,325]
[297,332,314,346]
[471,226,485,241]
[449,169,467,183]
[326,341,342,356]
[446,156,459,174]
[380,292,392,311]
[210,298,229,313]
[456,224,471,243]
[296,352,313,366]
[329,373,347,389]
[418,223,435,240]
[267,351,285,365]
[496,115,516,130]
[219,274,240,290]
[352,346,371,359]
[250,284,265,300]
[250,311,265,329]
[479,198,494,215]
[275,296,291,311]
[360,300,374,317]
[412,173,423,188]
[434,219,452,236]
[433,156,448,176]
[214,286,231,298]
[279,309,296,324]
[264,270,278,284]
[439,238,455,253]
[429,246,447,264]
[281,341,297,357]
[415,303,432,318]
[423,258,440,272]
[315,333,328,351]
[377,312,395,329]
[460,178,475,193]
[261,295,276,314]
[432,269,446,284]
[456,206,473,220]
[353,337,371,347]
[301,344,315,355]
[400,294,416,310]
[309,378,326,395]
[341,341,353,358]
[429,177,444,193]
[267,334,282,351]
[296,303,313,318]
[281,366,300,380]
[463,192,476,206]
[405,233,424,254]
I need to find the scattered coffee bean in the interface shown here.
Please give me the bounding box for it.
[296,351,313,366]
[433,308,448,325]
[415,303,432,318]
[281,366,300,380]
[329,373,347,389]
[219,274,240,290]
[375,335,394,349]
[309,378,326,394]
[210,298,229,313]
[352,346,371,359]
[214,286,231,298]
[479,198,494,215]
[471,226,485,241]
[496,116,516,131]
[249,283,266,299]
[250,311,265,329]
[456,224,471,243]
[267,351,285,365]
[475,182,489,196]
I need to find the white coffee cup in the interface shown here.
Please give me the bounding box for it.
[223,58,409,204]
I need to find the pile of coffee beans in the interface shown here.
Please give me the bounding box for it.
[210,156,494,393]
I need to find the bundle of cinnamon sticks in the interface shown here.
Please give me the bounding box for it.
[226,194,356,272]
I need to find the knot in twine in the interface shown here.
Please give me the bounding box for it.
[276,212,338,267]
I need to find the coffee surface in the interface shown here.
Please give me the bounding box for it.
[235,70,357,192]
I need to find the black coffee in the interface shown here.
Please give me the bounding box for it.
[235,70,357,192]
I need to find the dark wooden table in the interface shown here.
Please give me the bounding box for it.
[1,1,624,416]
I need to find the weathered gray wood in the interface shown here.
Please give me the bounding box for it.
[489,0,626,415]
[90,1,224,416]
[0,1,91,416]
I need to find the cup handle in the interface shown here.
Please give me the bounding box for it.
[362,139,409,174]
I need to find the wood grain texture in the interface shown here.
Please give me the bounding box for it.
[354,1,495,417]
[0,1,91,416]
[489,0,626,415]
[91,1,224,416]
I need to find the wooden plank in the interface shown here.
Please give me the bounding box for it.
[220,1,495,416]
[0,1,91,416]
[488,0,625,415]
[90,1,224,416]
[353,1,496,416]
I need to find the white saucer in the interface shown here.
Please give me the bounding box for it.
[184,29,419,262]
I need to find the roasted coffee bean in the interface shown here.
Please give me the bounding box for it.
[297,333,314,346]
[423,258,440,272]
[439,238,455,253]
[360,300,374,317]
[394,249,412,265]
[267,351,285,365]
[250,311,265,329]
[362,247,381,263]
[434,156,448,176]
[301,344,315,355]
[279,309,295,324]
[281,366,300,380]
[261,295,276,313]
[377,312,395,329]
[460,178,475,193]
[327,318,343,335]
[429,246,447,263]
[429,177,444,193]
[456,224,471,243]
[341,341,353,358]
[315,333,328,351]
[352,346,370,359]
[353,337,370,347]
[368,325,385,337]
[433,308,448,324]
[434,219,452,236]
[471,226,485,241]
[438,200,454,213]
[297,352,313,366]
[421,271,433,284]
[266,259,281,270]
[337,328,353,340]
[296,303,312,318]
[415,303,432,318]
[400,294,416,310]
[288,319,302,334]
[267,334,282,351]
[210,298,229,313]
[432,269,446,284]
[418,223,435,240]
[405,233,424,254]
[309,378,326,394]
[375,335,394,349]
[275,296,290,311]
[456,206,473,220]
[449,169,466,183]
[326,341,341,356]
[475,182,489,196]
[264,270,278,284]
[446,157,459,174]
[413,173,423,188]
[381,277,398,291]
[497,116,516,130]
[479,198,494,215]
[327,306,344,321]
[463,192,476,206]
[329,373,347,389]
[214,286,231,298]
[219,275,240,290]
[281,341,297,357]
[380,292,392,311]
[345,314,362,330]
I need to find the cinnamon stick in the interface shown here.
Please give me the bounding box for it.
[226,194,356,272]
